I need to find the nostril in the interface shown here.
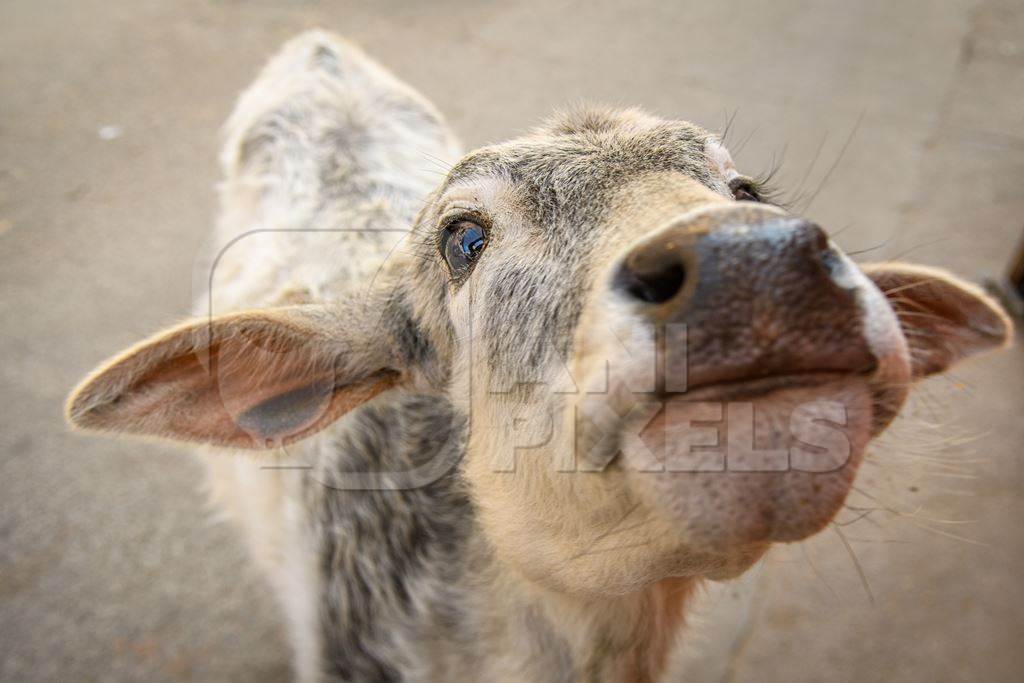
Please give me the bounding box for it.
[613,252,688,304]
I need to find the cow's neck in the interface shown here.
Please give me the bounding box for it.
[468,557,698,682]
[307,394,696,681]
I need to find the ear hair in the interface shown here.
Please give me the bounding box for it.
[861,262,1013,377]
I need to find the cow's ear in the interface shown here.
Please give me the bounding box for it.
[66,301,404,449]
[861,262,1013,377]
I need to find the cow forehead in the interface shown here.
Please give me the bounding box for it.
[439,108,719,227]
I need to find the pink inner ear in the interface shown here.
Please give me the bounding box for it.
[229,371,399,448]
[863,264,1012,378]
[69,320,400,449]
[150,332,399,448]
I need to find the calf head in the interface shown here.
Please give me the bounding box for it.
[68,107,1011,596]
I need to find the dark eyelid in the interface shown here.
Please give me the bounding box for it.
[729,176,763,201]
[728,176,756,191]
[436,210,490,250]
[438,207,488,229]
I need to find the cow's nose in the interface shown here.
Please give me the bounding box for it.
[611,209,853,314]
[609,205,876,386]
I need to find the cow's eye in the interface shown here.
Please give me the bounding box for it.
[441,220,487,277]
[729,178,762,202]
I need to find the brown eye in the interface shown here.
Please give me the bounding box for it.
[441,220,487,277]
[730,178,761,202]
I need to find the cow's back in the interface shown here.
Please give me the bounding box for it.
[196,30,460,315]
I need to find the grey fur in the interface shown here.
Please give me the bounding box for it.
[308,394,471,681]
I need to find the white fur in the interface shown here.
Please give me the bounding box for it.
[194,31,461,682]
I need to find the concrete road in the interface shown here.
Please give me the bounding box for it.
[2,0,1022,680]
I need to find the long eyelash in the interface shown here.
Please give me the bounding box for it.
[746,160,791,209]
